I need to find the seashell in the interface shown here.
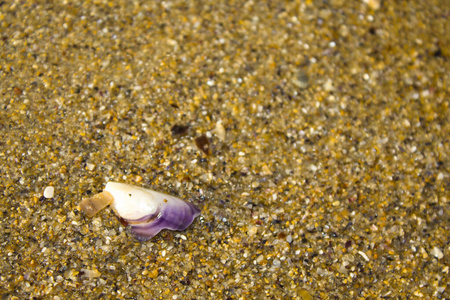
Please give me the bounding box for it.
[79,182,200,241]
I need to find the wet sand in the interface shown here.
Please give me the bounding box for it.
[0,1,448,299]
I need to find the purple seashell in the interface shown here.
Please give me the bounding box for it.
[128,200,200,241]
[82,182,201,241]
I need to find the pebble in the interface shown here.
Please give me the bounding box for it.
[43,186,55,199]
[80,268,101,278]
[195,135,211,156]
[323,79,334,91]
[272,259,281,267]
[149,269,159,279]
[431,247,444,259]
[247,226,258,237]
[358,251,370,262]
[332,200,340,206]
[364,0,381,10]
[215,121,226,141]
[261,164,272,175]
[13,86,23,95]
[286,235,293,243]
[298,289,313,300]
[293,70,309,89]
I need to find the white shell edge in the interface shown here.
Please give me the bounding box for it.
[105,182,167,220]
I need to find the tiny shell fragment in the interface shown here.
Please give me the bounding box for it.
[79,191,114,218]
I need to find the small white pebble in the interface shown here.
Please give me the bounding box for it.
[215,121,226,141]
[286,235,293,243]
[247,226,258,237]
[86,163,95,171]
[413,290,423,297]
[436,173,444,181]
[272,259,281,267]
[358,251,370,262]
[431,247,444,259]
[251,181,260,188]
[332,200,340,206]
[421,90,430,98]
[43,186,55,199]
[378,137,389,144]
[80,268,101,278]
[323,79,334,91]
